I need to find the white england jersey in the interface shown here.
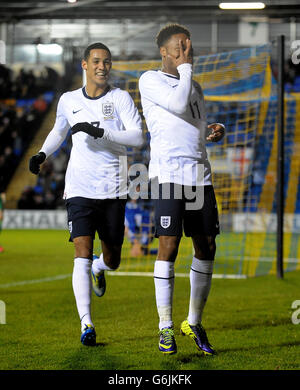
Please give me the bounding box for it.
[41,86,142,199]
[139,63,212,186]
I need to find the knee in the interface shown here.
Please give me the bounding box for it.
[74,237,93,259]
[103,252,121,270]
[207,237,216,259]
[194,236,216,260]
[158,237,180,262]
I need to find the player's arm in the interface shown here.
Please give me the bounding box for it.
[139,40,193,115]
[29,95,70,175]
[139,67,192,115]
[194,80,226,143]
[71,92,144,148]
[102,91,144,148]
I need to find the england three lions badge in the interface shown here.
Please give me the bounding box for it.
[160,216,171,229]
[102,102,114,119]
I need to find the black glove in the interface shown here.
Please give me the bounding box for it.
[71,122,104,139]
[29,152,46,175]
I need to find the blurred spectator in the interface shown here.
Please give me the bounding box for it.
[17,186,36,209]
[44,190,56,209]
[17,145,71,210]
[32,187,46,209]
[0,65,13,99]
[33,95,48,113]
[0,64,58,193]
[0,191,5,253]
[0,64,60,99]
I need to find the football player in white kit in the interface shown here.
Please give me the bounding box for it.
[139,24,225,355]
[29,43,143,346]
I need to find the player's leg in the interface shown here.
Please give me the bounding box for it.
[91,241,122,297]
[72,235,96,346]
[180,185,219,354]
[155,236,180,354]
[91,198,126,296]
[180,234,216,355]
[155,235,180,330]
[188,234,216,326]
[66,197,97,346]
[187,186,219,327]
[153,182,184,354]
[93,240,122,270]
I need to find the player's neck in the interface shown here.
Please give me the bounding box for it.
[161,66,179,78]
[85,83,108,98]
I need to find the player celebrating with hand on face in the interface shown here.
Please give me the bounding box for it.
[29,42,143,346]
[139,24,225,355]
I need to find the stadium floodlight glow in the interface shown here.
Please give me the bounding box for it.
[219,2,265,9]
[37,44,63,56]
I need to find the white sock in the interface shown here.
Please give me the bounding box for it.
[187,257,214,326]
[154,260,175,330]
[92,253,113,274]
[72,257,94,332]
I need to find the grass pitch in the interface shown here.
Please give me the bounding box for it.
[0,230,299,371]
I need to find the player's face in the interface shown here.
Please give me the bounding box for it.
[161,33,192,74]
[82,49,112,88]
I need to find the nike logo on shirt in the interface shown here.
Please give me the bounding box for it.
[73,109,82,114]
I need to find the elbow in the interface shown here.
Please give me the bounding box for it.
[168,102,188,116]
[173,107,186,115]
[133,133,145,149]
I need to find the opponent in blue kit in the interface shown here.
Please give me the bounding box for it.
[125,199,157,257]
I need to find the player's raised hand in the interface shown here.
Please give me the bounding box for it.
[71,122,105,139]
[206,123,225,142]
[174,38,193,67]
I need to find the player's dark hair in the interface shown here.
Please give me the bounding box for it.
[156,23,191,48]
[84,42,111,60]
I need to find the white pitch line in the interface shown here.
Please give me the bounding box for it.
[108,271,247,279]
[0,271,246,288]
[0,274,72,288]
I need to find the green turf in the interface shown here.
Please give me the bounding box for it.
[0,230,299,370]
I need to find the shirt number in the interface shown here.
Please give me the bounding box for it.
[189,101,201,119]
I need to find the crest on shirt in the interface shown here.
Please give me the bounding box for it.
[160,216,171,229]
[102,102,114,118]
